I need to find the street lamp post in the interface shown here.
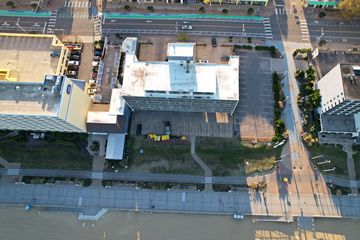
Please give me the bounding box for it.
[15,18,26,33]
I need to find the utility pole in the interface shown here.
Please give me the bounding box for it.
[15,18,26,33]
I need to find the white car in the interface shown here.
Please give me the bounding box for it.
[89,79,96,85]
[92,61,99,67]
[68,60,80,66]
[67,71,77,76]
[181,25,192,30]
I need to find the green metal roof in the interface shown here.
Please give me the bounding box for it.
[308,1,338,6]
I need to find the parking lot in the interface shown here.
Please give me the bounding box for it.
[0,35,57,83]
[233,50,274,142]
[130,111,233,138]
[316,50,360,77]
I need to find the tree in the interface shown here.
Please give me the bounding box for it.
[247,37,252,43]
[6,1,14,8]
[124,5,130,11]
[222,9,228,14]
[247,7,254,16]
[338,0,360,20]
[318,11,326,18]
[147,6,155,12]
[309,89,321,109]
[199,6,205,13]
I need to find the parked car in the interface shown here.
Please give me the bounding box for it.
[211,37,217,47]
[136,124,142,136]
[67,70,77,76]
[68,65,79,70]
[92,61,99,67]
[68,60,80,66]
[181,25,192,30]
[94,51,102,57]
[71,50,82,55]
[88,88,96,94]
[50,51,60,57]
[93,56,101,61]
[70,54,81,61]
[221,56,230,61]
[89,79,96,85]
[164,121,171,135]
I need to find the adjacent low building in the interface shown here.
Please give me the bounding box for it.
[120,37,240,114]
[317,63,360,136]
[0,33,91,132]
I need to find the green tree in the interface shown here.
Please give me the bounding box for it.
[318,11,326,18]
[199,6,205,13]
[247,7,254,15]
[147,6,155,12]
[6,1,14,7]
[339,0,360,19]
[222,8,228,14]
[309,89,321,109]
[124,5,130,11]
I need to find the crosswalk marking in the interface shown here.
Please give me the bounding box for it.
[58,12,90,18]
[275,7,293,15]
[299,19,310,41]
[64,1,92,8]
[47,10,57,34]
[262,17,273,39]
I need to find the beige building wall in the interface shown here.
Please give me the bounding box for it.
[57,78,92,131]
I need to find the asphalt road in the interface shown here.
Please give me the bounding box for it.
[307,20,360,44]
[0,16,50,33]
[102,18,274,39]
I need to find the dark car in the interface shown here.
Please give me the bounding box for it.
[94,51,103,57]
[136,124,142,136]
[211,37,217,47]
[50,51,60,57]
[70,54,81,61]
[221,56,230,61]
[164,121,171,135]
[67,65,79,70]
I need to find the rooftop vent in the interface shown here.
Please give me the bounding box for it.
[349,74,357,85]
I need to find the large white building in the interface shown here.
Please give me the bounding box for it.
[120,37,240,114]
[317,63,360,135]
[0,33,91,132]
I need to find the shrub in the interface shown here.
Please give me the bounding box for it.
[319,39,327,47]
[247,7,254,15]
[222,8,228,14]
[228,36,233,42]
[295,70,305,80]
[6,1,14,7]
[247,37,252,43]
[199,6,205,13]
[318,11,326,18]
[147,6,154,12]
[124,5,130,11]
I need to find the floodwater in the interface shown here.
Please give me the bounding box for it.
[0,207,358,240]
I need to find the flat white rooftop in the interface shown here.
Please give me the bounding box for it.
[167,42,195,59]
[122,57,239,100]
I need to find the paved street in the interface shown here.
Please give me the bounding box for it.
[102,18,274,40]
[1,183,359,218]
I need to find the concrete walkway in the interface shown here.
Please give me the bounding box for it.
[343,144,358,194]
[190,136,213,191]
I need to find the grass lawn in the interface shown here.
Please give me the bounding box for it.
[0,138,92,170]
[307,143,348,177]
[124,136,203,175]
[196,137,282,176]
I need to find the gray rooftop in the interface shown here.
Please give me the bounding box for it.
[0,75,65,116]
[320,113,356,133]
[341,64,360,100]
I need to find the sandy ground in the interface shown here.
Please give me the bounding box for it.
[0,206,358,240]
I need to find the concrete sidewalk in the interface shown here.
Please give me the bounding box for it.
[1,183,359,218]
